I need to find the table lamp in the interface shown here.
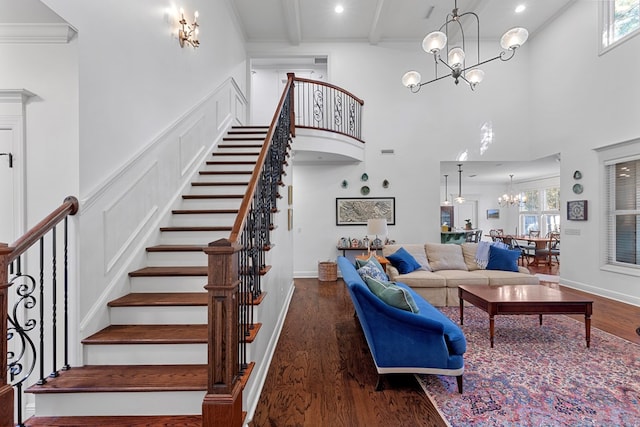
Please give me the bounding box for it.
[367,218,388,254]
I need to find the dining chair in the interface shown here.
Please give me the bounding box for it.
[536,233,560,266]
[489,229,504,241]
[504,236,528,266]
[529,230,540,238]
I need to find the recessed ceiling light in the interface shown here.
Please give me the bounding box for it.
[515,4,526,13]
[335,4,344,14]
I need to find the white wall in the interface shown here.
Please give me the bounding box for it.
[529,0,640,305]
[0,39,79,226]
[251,4,640,307]
[42,0,248,197]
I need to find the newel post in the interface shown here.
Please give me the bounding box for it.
[202,239,243,427]
[0,243,14,427]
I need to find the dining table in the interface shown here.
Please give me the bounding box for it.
[513,235,554,266]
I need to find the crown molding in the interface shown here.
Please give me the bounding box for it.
[0,23,76,44]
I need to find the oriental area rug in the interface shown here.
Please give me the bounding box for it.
[416,306,640,426]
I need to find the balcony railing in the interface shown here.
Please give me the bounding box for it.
[291,76,364,142]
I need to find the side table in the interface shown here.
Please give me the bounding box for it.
[355,253,390,272]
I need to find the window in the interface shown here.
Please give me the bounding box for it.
[601,0,640,52]
[605,158,640,267]
[519,187,560,236]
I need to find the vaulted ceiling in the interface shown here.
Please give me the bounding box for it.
[230,0,576,45]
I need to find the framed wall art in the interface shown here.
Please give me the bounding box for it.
[567,200,588,221]
[336,197,396,226]
[486,209,500,219]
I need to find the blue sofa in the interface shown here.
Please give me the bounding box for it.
[337,256,466,393]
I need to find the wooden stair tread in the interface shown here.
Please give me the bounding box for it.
[191,181,248,186]
[199,170,252,175]
[172,209,238,214]
[218,143,262,148]
[82,324,207,344]
[211,152,260,156]
[146,244,205,252]
[25,415,203,426]
[182,194,244,199]
[108,292,207,307]
[205,160,257,165]
[222,137,265,141]
[26,365,207,393]
[129,266,207,277]
[159,225,232,232]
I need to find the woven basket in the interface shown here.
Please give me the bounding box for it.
[318,261,337,282]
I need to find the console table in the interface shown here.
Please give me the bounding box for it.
[337,246,383,256]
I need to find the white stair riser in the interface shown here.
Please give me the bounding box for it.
[33,391,205,416]
[110,305,207,324]
[195,174,251,183]
[201,164,254,173]
[187,185,249,195]
[83,343,207,365]
[146,251,208,267]
[208,155,258,162]
[159,230,229,245]
[179,199,243,210]
[170,213,236,228]
[215,147,262,154]
[130,276,207,293]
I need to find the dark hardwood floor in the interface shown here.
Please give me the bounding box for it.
[250,263,639,426]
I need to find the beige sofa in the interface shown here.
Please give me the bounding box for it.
[381,242,540,307]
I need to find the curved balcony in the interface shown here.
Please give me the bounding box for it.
[289,74,365,164]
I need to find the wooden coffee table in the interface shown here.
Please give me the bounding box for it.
[458,284,593,348]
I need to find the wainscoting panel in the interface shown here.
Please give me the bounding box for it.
[103,162,159,273]
[179,115,206,177]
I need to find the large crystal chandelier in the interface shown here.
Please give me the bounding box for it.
[402,0,528,92]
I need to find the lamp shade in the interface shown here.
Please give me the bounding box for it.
[401,70,422,88]
[447,47,465,69]
[367,218,388,237]
[466,68,485,85]
[422,31,447,54]
[500,27,529,50]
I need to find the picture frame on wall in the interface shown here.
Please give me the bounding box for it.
[336,197,396,226]
[486,209,500,219]
[567,200,588,221]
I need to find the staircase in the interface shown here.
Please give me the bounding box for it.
[24,126,269,426]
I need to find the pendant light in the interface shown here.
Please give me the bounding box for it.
[455,164,465,204]
[442,174,451,205]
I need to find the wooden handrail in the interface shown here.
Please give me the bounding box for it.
[227,75,295,243]
[6,196,79,263]
[1,195,79,427]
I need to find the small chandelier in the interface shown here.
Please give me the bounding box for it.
[442,174,451,205]
[455,164,465,204]
[178,8,200,48]
[402,0,528,92]
[498,174,527,207]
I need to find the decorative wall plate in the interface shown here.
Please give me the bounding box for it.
[572,183,583,194]
[360,185,370,195]
[573,170,582,180]
[361,173,369,182]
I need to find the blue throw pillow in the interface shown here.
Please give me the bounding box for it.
[364,276,419,313]
[356,259,388,281]
[386,247,422,274]
[486,245,520,272]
